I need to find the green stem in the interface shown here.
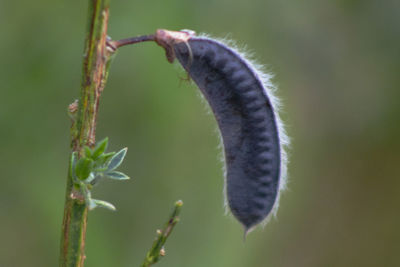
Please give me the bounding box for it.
[60,0,112,266]
[141,201,183,267]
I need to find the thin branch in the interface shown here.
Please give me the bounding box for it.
[141,200,183,267]
[107,34,155,50]
[60,0,113,266]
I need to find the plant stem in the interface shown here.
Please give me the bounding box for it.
[60,0,112,266]
[141,200,183,267]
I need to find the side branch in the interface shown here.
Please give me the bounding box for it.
[141,200,183,267]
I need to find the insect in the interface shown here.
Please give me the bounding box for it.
[154,29,289,233]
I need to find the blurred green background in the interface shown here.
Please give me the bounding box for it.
[1,0,399,266]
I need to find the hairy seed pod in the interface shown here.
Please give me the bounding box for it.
[155,30,289,232]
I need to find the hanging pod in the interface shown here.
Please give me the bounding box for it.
[153,30,289,232]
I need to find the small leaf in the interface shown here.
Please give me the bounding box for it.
[84,146,92,158]
[92,137,109,159]
[107,148,127,171]
[95,151,116,167]
[89,199,116,211]
[75,157,94,180]
[106,171,130,180]
[103,152,116,161]
[93,167,107,173]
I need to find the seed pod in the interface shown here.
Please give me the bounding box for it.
[155,30,289,232]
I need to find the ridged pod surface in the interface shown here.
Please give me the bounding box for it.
[155,30,288,232]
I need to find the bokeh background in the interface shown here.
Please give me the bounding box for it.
[1,0,399,266]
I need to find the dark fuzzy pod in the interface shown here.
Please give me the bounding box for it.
[172,37,285,230]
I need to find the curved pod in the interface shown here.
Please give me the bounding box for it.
[156,30,288,231]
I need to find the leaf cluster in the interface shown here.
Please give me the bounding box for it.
[70,137,129,210]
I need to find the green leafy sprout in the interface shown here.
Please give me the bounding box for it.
[70,137,129,211]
